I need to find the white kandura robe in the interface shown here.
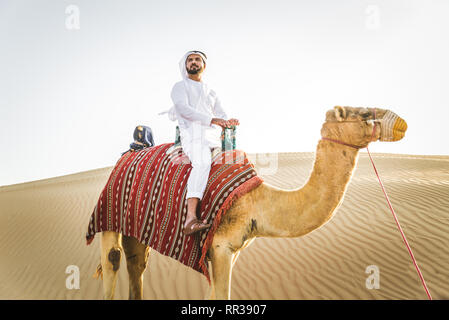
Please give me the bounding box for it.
[166,67,228,200]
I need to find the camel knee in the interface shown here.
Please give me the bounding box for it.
[126,247,150,274]
[126,257,146,274]
[108,248,122,271]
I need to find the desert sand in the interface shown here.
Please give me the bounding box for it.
[0,151,448,300]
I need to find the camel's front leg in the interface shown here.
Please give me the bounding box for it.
[100,231,123,299]
[209,245,233,300]
[232,251,240,269]
[207,250,239,300]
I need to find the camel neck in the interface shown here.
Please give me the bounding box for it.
[306,139,360,195]
[256,139,360,238]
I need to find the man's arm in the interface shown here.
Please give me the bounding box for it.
[212,96,228,120]
[171,82,212,126]
[212,94,240,127]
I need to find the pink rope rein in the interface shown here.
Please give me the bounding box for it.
[366,146,432,300]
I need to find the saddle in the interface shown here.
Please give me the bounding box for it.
[123,124,237,157]
[86,142,263,283]
[166,125,237,158]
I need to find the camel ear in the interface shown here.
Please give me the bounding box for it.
[334,106,346,122]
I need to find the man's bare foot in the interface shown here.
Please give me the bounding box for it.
[184,216,208,228]
[183,218,211,235]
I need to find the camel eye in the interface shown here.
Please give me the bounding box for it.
[361,112,370,119]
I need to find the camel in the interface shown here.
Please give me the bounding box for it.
[96,106,407,300]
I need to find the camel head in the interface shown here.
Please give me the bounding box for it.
[321,106,407,148]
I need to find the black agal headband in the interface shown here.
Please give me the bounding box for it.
[186,50,207,64]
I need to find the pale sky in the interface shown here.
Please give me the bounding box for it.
[1,0,448,186]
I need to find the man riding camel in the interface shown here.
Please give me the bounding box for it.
[168,50,240,235]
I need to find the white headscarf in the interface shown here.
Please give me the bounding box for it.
[159,51,208,121]
[179,50,207,80]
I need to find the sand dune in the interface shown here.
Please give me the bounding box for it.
[0,152,448,299]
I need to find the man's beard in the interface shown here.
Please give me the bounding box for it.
[187,65,202,75]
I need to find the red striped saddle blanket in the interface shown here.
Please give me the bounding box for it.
[85,143,263,283]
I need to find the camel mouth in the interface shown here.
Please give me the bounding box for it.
[380,111,407,142]
[392,117,407,141]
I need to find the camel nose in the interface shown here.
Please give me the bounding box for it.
[380,111,407,142]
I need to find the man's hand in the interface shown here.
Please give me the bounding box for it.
[227,118,240,126]
[211,118,240,128]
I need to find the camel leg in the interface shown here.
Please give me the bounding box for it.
[122,235,150,300]
[207,248,241,299]
[206,260,216,300]
[231,250,240,269]
[100,231,123,299]
[209,246,233,300]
